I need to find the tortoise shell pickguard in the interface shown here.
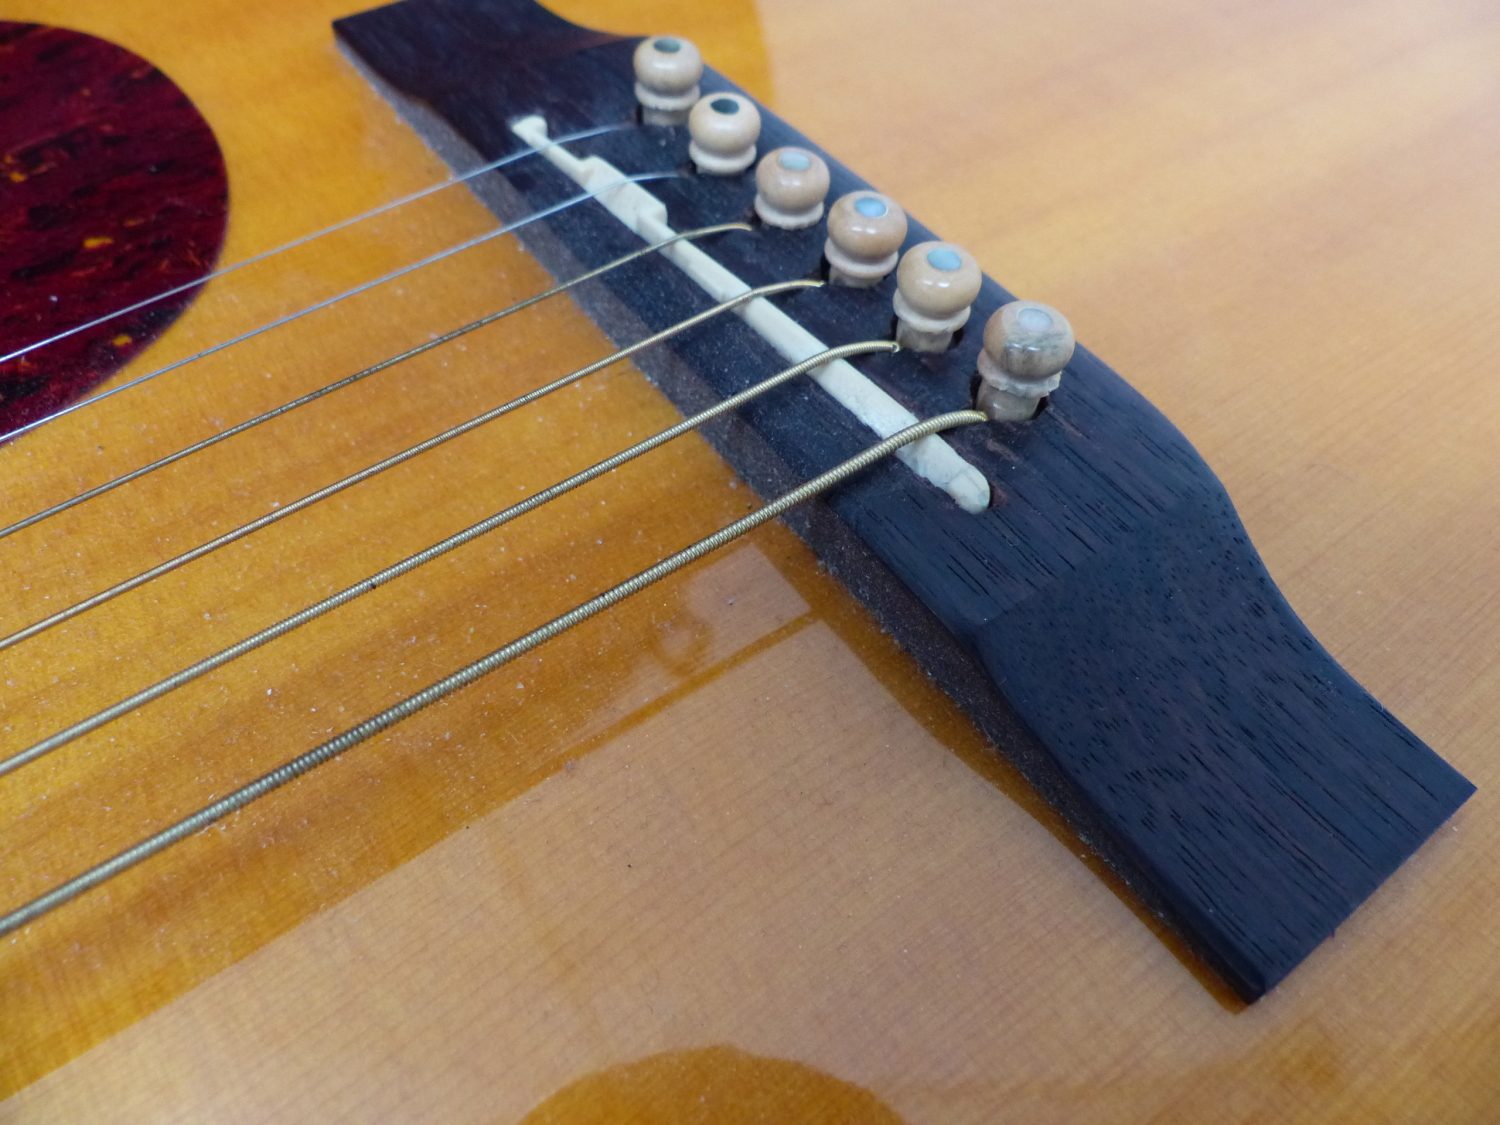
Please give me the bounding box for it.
[0,21,227,436]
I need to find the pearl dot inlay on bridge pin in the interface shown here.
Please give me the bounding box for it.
[975,300,1075,421]
[687,93,760,175]
[892,241,982,351]
[754,147,830,229]
[633,36,703,126]
[824,191,908,287]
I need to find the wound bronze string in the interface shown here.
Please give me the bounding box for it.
[0,279,819,653]
[0,340,898,777]
[0,410,985,939]
[0,222,752,542]
[0,135,979,943]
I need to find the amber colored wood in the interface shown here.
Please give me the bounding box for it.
[1,0,1498,1121]
[515,1046,907,1123]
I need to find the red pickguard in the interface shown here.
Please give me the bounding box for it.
[0,21,227,435]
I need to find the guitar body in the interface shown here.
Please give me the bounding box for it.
[2,0,1496,1120]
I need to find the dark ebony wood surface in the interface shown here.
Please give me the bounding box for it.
[335,0,1473,1000]
[0,22,227,436]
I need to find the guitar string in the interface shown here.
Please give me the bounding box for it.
[0,133,983,935]
[0,222,751,543]
[0,171,675,444]
[0,409,985,940]
[0,279,820,653]
[0,123,625,374]
[0,340,898,778]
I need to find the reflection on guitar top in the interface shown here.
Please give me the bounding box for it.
[2,0,1496,1119]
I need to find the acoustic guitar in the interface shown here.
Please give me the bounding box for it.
[2,0,1496,1120]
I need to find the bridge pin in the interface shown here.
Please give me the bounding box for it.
[823,191,908,287]
[633,36,703,126]
[892,241,982,351]
[753,147,830,230]
[975,301,1075,421]
[687,93,761,175]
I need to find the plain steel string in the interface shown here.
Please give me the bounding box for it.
[0,124,626,412]
[0,223,751,542]
[0,280,820,653]
[0,410,986,939]
[1,341,898,776]
[0,172,675,444]
[0,123,623,368]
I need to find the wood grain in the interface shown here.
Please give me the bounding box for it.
[1,0,1498,1120]
[332,0,1471,1001]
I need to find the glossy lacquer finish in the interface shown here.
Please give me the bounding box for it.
[2,0,1499,1121]
[332,0,1468,1001]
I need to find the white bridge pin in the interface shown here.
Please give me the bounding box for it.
[892,241,982,352]
[633,36,703,126]
[975,300,1074,421]
[754,147,830,229]
[824,191,907,287]
[687,92,760,175]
